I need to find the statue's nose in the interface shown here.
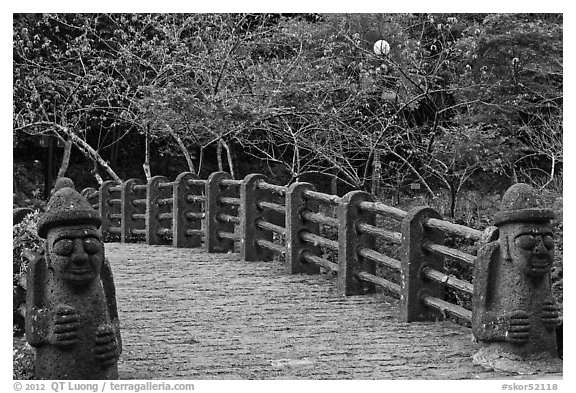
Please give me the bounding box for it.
[70,239,89,265]
[533,236,547,254]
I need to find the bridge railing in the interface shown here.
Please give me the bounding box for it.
[100,180,123,241]
[205,172,241,252]
[240,174,287,262]
[121,178,148,243]
[82,171,483,325]
[339,191,403,298]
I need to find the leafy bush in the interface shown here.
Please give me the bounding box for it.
[13,161,43,202]
[13,337,34,379]
[13,210,44,335]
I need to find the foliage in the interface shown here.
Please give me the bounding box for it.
[14,13,562,198]
[13,14,149,183]
[461,14,562,130]
[421,124,510,217]
[13,210,44,335]
[13,337,34,380]
[14,162,44,203]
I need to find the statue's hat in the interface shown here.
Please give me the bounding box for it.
[493,183,554,227]
[37,177,102,238]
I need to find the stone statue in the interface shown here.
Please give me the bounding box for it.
[472,183,561,373]
[25,178,122,379]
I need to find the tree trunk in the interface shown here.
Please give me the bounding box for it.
[449,184,457,219]
[371,149,382,197]
[166,125,196,173]
[56,137,72,181]
[16,122,121,183]
[331,168,338,196]
[220,138,235,179]
[197,147,205,177]
[540,155,556,189]
[91,161,103,185]
[217,140,224,172]
[143,126,151,181]
[110,127,119,168]
[54,125,121,183]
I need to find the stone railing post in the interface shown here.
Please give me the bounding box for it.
[337,191,376,296]
[285,182,320,274]
[400,206,444,322]
[121,179,146,243]
[205,172,235,253]
[99,180,122,242]
[240,173,275,262]
[173,171,203,248]
[146,175,171,246]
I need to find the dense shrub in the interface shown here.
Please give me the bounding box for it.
[13,210,44,335]
[13,337,34,380]
[13,162,43,201]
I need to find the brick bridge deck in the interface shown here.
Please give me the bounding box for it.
[109,243,528,380]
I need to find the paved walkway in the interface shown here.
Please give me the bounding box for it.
[108,243,524,380]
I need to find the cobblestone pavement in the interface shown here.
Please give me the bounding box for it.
[107,243,539,380]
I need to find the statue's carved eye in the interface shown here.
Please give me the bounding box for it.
[83,237,102,255]
[53,239,74,256]
[516,234,537,250]
[543,235,555,250]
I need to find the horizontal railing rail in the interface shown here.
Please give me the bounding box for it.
[356,270,401,296]
[358,200,407,221]
[357,247,401,271]
[356,222,402,244]
[300,210,339,227]
[301,251,339,272]
[256,238,286,256]
[300,231,339,251]
[256,201,286,215]
[422,242,476,267]
[303,189,342,205]
[220,178,242,187]
[424,217,482,241]
[256,180,287,196]
[256,219,286,236]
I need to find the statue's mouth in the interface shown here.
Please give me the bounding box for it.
[64,269,95,281]
[530,258,552,271]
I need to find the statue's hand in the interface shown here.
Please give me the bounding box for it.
[49,305,80,348]
[541,300,561,330]
[94,324,119,368]
[505,311,531,345]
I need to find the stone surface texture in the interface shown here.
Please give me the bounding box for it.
[26,178,121,379]
[472,183,561,374]
[109,243,561,379]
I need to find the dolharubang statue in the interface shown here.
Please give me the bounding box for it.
[472,183,561,373]
[25,178,121,379]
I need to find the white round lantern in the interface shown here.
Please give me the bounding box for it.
[373,39,390,56]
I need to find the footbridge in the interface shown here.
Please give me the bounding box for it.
[112,243,508,379]
[80,171,562,379]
